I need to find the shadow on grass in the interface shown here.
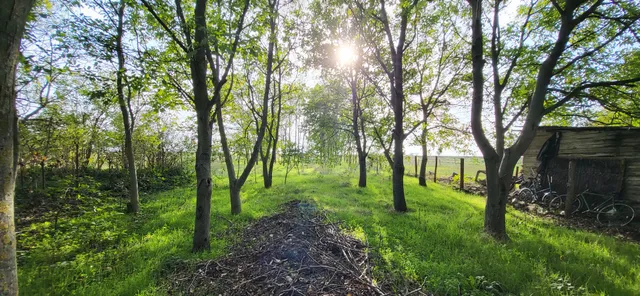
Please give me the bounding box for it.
[18,166,640,295]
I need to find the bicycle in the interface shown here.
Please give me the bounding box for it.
[549,189,635,227]
[514,170,558,205]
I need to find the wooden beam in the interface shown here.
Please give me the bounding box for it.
[460,158,464,191]
[433,156,438,183]
[565,159,577,217]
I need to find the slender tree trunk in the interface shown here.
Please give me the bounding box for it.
[262,157,272,188]
[358,155,367,187]
[193,109,212,250]
[419,128,427,186]
[392,129,406,211]
[191,0,214,252]
[84,144,93,168]
[265,75,282,188]
[0,0,35,294]
[74,141,80,176]
[350,77,366,187]
[40,160,45,189]
[229,183,241,215]
[116,0,140,213]
[392,53,407,212]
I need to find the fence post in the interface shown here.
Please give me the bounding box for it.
[460,158,464,191]
[414,156,418,177]
[565,159,577,217]
[433,156,438,183]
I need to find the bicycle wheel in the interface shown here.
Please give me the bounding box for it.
[516,188,535,203]
[541,191,557,205]
[597,203,635,227]
[549,195,581,215]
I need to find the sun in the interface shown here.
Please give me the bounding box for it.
[336,45,357,66]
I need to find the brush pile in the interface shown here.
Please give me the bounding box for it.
[167,200,395,296]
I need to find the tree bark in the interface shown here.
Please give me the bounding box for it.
[190,0,214,252]
[0,0,35,294]
[193,108,212,251]
[261,70,282,189]
[229,183,241,215]
[350,75,366,187]
[391,47,407,212]
[262,159,272,188]
[40,160,45,189]
[483,158,510,240]
[358,155,367,187]
[116,0,140,213]
[419,127,427,186]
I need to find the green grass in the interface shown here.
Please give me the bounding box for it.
[18,165,640,295]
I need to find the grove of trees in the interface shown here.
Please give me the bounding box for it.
[1,0,638,293]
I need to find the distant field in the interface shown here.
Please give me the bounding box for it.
[207,155,523,183]
[402,156,486,180]
[402,155,524,181]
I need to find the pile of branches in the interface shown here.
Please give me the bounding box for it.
[167,200,401,296]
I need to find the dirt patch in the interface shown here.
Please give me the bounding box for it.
[548,214,640,243]
[165,200,415,296]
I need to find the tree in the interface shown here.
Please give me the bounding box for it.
[353,0,423,211]
[0,0,36,294]
[468,0,640,240]
[406,1,467,186]
[115,0,140,213]
[307,0,374,187]
[259,66,297,188]
[250,3,298,189]
[217,0,280,214]
[303,83,351,166]
[142,0,250,251]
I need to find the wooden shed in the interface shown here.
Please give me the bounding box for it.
[522,126,640,203]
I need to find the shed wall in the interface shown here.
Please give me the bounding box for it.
[522,128,640,202]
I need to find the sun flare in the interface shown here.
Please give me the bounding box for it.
[337,45,357,66]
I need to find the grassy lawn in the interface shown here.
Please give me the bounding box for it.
[18,165,639,295]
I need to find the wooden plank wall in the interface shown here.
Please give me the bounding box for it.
[623,160,640,202]
[556,130,640,158]
[522,131,553,179]
[522,128,640,202]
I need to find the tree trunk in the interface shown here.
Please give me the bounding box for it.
[116,0,139,213]
[483,158,511,240]
[74,140,80,176]
[124,130,139,212]
[419,128,427,186]
[262,157,272,188]
[218,1,274,214]
[358,155,367,187]
[0,0,36,294]
[83,143,92,168]
[391,49,407,212]
[350,76,366,188]
[265,74,282,189]
[193,109,213,251]
[191,0,213,252]
[40,160,45,189]
[392,132,406,211]
[230,183,241,215]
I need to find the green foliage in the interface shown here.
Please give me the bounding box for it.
[17,166,640,295]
